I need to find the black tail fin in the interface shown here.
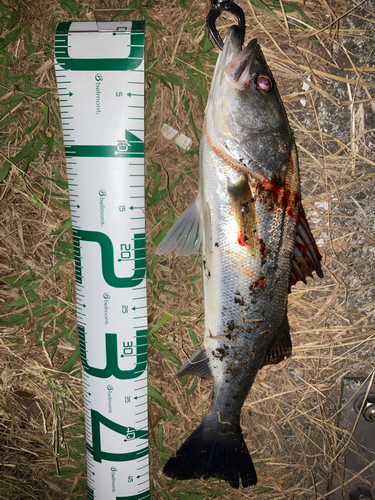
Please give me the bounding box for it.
[163,415,257,489]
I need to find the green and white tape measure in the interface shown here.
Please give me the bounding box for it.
[54,20,149,500]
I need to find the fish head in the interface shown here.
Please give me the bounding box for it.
[205,26,293,182]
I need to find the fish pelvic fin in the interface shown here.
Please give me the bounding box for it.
[175,344,213,381]
[156,197,202,256]
[164,414,257,489]
[290,206,323,287]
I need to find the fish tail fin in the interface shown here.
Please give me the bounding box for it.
[163,414,257,489]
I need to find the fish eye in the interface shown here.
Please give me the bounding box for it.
[256,75,273,92]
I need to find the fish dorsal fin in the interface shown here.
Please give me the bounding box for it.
[175,344,213,381]
[290,206,323,287]
[262,314,292,367]
[156,197,202,256]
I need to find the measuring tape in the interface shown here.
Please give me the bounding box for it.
[54,20,149,500]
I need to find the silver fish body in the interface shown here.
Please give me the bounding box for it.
[157,26,322,489]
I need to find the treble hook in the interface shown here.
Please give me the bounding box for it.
[206,0,246,50]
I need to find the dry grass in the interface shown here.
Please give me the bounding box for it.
[0,0,374,498]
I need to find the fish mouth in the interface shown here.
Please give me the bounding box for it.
[221,27,258,89]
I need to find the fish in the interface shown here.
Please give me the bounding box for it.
[156,26,323,489]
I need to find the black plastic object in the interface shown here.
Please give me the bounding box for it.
[330,378,375,499]
[347,484,373,500]
[206,0,246,49]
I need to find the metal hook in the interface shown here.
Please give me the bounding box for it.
[206,0,246,50]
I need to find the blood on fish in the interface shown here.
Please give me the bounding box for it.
[249,275,266,288]
[256,176,299,220]
[295,241,307,252]
[251,152,300,222]
[258,275,266,287]
[238,232,249,246]
[258,237,267,266]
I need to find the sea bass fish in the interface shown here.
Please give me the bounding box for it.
[156,26,322,489]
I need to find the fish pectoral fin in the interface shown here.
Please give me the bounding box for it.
[203,202,213,269]
[290,206,323,287]
[227,176,259,251]
[262,314,292,366]
[175,345,213,381]
[155,197,202,256]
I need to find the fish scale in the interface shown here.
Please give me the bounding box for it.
[157,26,322,489]
[201,133,297,344]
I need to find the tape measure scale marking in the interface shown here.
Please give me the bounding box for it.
[54,20,150,499]
[55,21,145,72]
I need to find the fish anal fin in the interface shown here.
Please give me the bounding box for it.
[262,314,292,367]
[175,345,213,381]
[290,206,323,288]
[156,197,202,257]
